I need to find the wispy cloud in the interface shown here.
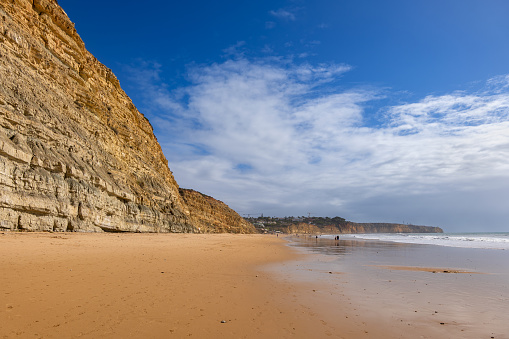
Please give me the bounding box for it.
[128,58,509,231]
[269,8,297,21]
[222,41,246,58]
[265,21,276,29]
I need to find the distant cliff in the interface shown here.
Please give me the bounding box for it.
[0,0,249,233]
[246,216,443,234]
[285,222,442,234]
[339,222,443,234]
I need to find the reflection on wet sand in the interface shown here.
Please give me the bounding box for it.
[368,265,483,274]
[281,234,509,339]
[289,235,412,256]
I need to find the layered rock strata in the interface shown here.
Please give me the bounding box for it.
[285,223,443,234]
[179,189,256,233]
[0,0,248,233]
[338,222,443,234]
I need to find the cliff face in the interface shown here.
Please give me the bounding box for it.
[0,0,246,233]
[285,223,321,234]
[285,222,443,234]
[339,222,443,234]
[179,189,256,233]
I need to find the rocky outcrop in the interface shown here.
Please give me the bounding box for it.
[179,189,256,233]
[0,0,247,233]
[285,222,443,234]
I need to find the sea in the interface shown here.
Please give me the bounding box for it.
[325,232,509,250]
[275,232,509,338]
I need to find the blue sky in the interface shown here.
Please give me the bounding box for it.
[59,0,509,232]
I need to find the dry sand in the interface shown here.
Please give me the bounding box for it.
[0,232,343,338]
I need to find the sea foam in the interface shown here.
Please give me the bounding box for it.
[331,232,509,250]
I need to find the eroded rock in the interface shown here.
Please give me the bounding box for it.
[0,0,250,233]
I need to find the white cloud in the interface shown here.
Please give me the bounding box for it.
[221,41,246,58]
[388,93,509,133]
[269,8,297,21]
[129,58,509,231]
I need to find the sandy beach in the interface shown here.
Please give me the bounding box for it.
[1,233,507,338]
[0,232,337,338]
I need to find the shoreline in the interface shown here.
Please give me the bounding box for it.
[282,235,509,339]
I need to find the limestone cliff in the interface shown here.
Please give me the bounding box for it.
[179,189,256,233]
[0,0,246,233]
[337,222,443,234]
[284,222,443,234]
[285,223,322,235]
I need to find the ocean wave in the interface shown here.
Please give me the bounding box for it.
[332,233,509,250]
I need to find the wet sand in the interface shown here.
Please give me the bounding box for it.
[1,232,507,338]
[282,236,509,339]
[369,265,482,274]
